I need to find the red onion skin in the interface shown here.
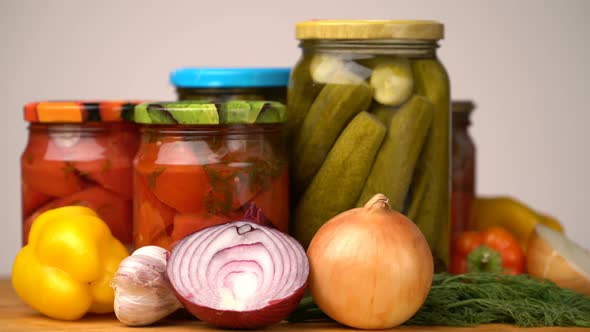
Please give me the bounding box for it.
[172,282,307,329]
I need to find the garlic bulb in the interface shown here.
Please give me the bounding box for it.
[111,245,182,326]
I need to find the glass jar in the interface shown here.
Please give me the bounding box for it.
[132,101,289,250]
[451,100,476,254]
[288,20,450,269]
[170,68,290,103]
[21,101,139,247]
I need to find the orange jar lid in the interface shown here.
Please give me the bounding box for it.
[24,101,142,123]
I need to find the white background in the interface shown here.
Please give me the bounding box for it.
[1,0,588,276]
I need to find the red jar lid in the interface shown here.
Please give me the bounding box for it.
[24,101,141,123]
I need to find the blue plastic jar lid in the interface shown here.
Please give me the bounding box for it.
[170,67,291,88]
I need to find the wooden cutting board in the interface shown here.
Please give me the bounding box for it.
[0,279,585,332]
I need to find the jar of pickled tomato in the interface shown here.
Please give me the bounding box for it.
[132,101,289,249]
[21,101,140,247]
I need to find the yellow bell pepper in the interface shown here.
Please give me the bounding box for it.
[470,196,564,252]
[12,206,129,320]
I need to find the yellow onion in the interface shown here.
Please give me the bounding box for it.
[307,194,433,329]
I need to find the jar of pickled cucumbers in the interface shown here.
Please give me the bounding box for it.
[132,101,289,249]
[21,101,139,247]
[170,68,290,103]
[451,100,476,254]
[289,20,450,269]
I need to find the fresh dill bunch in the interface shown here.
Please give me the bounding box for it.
[406,273,590,327]
[288,273,590,327]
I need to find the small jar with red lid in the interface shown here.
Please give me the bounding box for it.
[21,101,140,248]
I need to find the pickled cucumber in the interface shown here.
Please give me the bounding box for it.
[410,59,451,268]
[357,95,433,210]
[369,58,414,106]
[293,112,386,248]
[370,104,398,126]
[286,55,323,140]
[293,80,373,194]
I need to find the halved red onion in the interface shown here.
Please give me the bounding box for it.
[167,221,309,329]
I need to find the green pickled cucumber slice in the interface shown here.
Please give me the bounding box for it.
[293,80,373,194]
[369,58,414,106]
[357,95,434,210]
[293,112,386,248]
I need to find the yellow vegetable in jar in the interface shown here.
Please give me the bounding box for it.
[12,206,129,320]
[470,196,564,252]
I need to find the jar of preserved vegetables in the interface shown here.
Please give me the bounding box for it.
[289,20,450,269]
[132,101,289,249]
[451,100,476,254]
[21,101,139,247]
[170,67,290,103]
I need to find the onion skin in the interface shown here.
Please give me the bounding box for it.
[307,194,433,329]
[173,284,306,329]
[527,226,590,296]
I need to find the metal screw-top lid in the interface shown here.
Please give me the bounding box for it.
[296,20,444,40]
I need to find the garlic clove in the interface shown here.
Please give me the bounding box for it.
[111,245,182,326]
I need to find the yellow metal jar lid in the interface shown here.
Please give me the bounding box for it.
[296,20,444,40]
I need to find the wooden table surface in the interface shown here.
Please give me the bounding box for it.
[0,279,586,332]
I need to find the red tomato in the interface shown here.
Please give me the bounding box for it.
[21,182,52,219]
[250,169,289,232]
[133,174,176,248]
[74,158,133,199]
